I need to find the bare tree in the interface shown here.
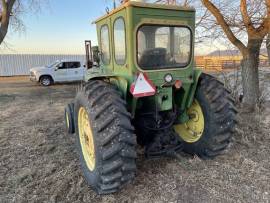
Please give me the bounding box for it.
[0,0,45,46]
[267,34,270,65]
[155,0,193,6]
[0,0,16,44]
[200,0,270,110]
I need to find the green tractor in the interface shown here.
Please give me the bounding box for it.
[64,1,237,194]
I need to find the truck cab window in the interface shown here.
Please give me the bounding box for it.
[57,63,66,69]
[67,62,81,69]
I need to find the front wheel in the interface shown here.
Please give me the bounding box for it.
[74,80,137,194]
[40,76,53,86]
[64,103,75,134]
[174,73,237,159]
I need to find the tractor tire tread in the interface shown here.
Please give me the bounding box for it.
[182,73,237,159]
[200,73,236,158]
[75,80,137,195]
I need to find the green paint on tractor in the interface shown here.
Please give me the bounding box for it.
[65,1,237,195]
[85,1,201,121]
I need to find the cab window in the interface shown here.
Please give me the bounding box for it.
[67,62,81,69]
[57,63,66,69]
[100,25,110,65]
[114,18,126,65]
[57,62,81,69]
[137,25,192,70]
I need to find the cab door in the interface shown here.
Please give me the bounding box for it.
[98,18,114,71]
[54,62,68,82]
[111,11,129,76]
[66,62,85,81]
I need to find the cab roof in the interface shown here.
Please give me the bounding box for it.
[94,1,195,24]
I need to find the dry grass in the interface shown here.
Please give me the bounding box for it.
[0,76,269,203]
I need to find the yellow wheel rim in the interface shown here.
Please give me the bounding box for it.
[66,112,70,129]
[78,107,96,171]
[174,100,205,143]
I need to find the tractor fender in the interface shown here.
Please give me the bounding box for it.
[87,74,129,100]
[186,69,202,108]
[108,76,129,100]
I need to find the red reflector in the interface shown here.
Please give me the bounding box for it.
[175,80,182,89]
[130,73,156,98]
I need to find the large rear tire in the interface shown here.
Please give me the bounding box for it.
[74,80,137,194]
[174,73,237,159]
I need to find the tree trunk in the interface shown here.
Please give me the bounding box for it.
[0,24,9,45]
[0,10,9,45]
[241,39,262,110]
[0,0,16,45]
[267,34,270,65]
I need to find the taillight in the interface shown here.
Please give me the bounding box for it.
[174,80,182,89]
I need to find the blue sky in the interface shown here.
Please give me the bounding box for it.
[1,0,225,55]
[2,0,115,54]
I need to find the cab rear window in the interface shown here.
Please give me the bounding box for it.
[137,25,192,70]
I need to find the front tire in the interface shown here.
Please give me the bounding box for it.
[64,103,75,134]
[40,76,53,86]
[74,80,137,194]
[174,73,237,159]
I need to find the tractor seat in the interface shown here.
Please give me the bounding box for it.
[139,48,167,69]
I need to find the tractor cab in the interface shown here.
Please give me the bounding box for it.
[86,1,199,114]
[92,1,195,75]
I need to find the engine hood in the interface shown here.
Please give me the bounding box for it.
[30,66,47,72]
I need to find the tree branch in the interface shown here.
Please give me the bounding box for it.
[240,0,257,37]
[196,9,209,27]
[201,0,248,55]
[183,0,189,6]
[265,0,270,32]
[256,0,270,37]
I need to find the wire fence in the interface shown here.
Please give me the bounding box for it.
[195,56,269,70]
[0,54,86,76]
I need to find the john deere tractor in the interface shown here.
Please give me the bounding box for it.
[64,0,237,194]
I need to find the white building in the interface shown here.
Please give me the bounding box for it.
[0,54,85,76]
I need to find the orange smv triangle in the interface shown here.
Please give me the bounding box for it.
[130,73,156,98]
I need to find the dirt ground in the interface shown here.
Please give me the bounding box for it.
[0,74,270,203]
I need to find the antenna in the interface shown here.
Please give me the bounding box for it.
[113,0,116,9]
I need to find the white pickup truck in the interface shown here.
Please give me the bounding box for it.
[30,60,86,86]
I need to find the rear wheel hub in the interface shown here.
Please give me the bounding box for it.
[78,107,95,171]
[174,100,205,143]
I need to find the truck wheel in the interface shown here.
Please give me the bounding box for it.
[174,73,237,159]
[64,103,75,134]
[74,80,137,194]
[40,76,53,86]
